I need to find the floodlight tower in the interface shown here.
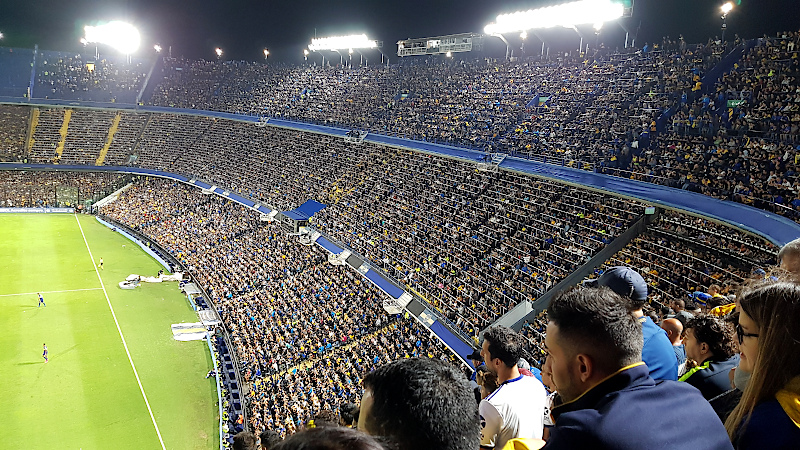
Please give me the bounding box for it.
[215,47,223,59]
[263,49,270,60]
[154,44,162,53]
[0,31,4,40]
[720,2,734,42]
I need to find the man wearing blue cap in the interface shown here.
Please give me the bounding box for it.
[584,266,679,381]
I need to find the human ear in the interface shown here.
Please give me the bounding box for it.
[575,354,593,383]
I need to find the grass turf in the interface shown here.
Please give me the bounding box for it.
[0,213,218,450]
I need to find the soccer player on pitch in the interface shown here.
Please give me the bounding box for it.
[43,344,48,363]
[98,257,104,270]
[38,292,46,307]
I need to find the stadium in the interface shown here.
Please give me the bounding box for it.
[1,0,799,449]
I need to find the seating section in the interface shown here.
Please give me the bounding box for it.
[99,178,459,437]
[0,105,29,162]
[0,170,126,207]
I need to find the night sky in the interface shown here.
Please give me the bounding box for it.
[0,0,797,62]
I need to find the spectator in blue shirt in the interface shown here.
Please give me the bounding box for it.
[584,266,679,380]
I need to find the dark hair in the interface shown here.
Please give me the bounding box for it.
[260,430,282,450]
[309,410,340,428]
[340,402,357,426]
[482,326,525,368]
[361,357,479,450]
[686,314,736,360]
[233,431,258,450]
[548,286,643,372]
[273,426,386,450]
[673,298,685,309]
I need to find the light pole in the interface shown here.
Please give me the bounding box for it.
[720,2,733,42]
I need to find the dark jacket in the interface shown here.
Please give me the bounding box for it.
[544,362,733,450]
[679,354,739,400]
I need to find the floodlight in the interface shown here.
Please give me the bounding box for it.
[303,49,309,56]
[721,2,733,14]
[348,48,353,54]
[308,34,377,51]
[446,51,452,57]
[264,49,270,58]
[0,32,4,40]
[83,21,141,54]
[593,22,603,31]
[484,0,624,35]
[154,44,162,53]
[215,47,223,57]
[520,31,528,40]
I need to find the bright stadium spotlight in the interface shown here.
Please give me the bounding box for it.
[83,21,141,54]
[720,2,734,41]
[215,47,223,58]
[484,0,625,35]
[263,48,270,59]
[0,31,4,40]
[520,31,528,40]
[308,33,377,51]
[154,44,162,53]
[721,2,734,15]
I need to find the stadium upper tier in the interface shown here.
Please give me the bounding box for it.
[1,31,798,222]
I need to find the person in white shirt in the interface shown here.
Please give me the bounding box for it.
[479,326,548,449]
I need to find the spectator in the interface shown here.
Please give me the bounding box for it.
[339,403,357,428]
[725,280,800,449]
[308,410,340,429]
[479,326,548,449]
[661,318,687,369]
[541,286,733,449]
[668,298,695,327]
[273,426,387,450]
[358,357,480,450]
[260,430,282,450]
[585,266,679,380]
[680,315,740,400]
[233,431,259,450]
[476,365,499,400]
[777,238,800,275]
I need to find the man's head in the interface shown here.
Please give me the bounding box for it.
[708,284,722,296]
[585,266,648,310]
[260,429,282,450]
[671,298,686,312]
[778,238,800,274]
[465,349,483,369]
[233,431,258,450]
[358,357,479,450]
[480,326,525,375]
[683,314,736,365]
[545,286,643,403]
[660,318,684,345]
[339,403,357,427]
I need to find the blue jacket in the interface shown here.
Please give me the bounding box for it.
[734,399,800,449]
[679,354,740,400]
[641,316,679,381]
[544,362,733,450]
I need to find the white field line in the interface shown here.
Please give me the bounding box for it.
[0,288,103,297]
[75,214,167,450]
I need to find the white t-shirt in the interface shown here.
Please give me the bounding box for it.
[479,374,547,449]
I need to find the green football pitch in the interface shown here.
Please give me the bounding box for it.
[0,213,218,450]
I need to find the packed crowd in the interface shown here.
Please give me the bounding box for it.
[0,105,28,162]
[34,51,149,103]
[99,178,460,438]
[0,170,126,207]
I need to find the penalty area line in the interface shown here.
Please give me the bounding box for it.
[74,214,167,450]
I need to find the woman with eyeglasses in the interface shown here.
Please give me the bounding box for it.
[724,280,800,449]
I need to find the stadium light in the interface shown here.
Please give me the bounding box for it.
[0,31,4,40]
[263,49,270,59]
[308,34,377,51]
[721,2,734,15]
[154,44,162,53]
[215,47,223,58]
[484,0,625,35]
[83,21,141,54]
